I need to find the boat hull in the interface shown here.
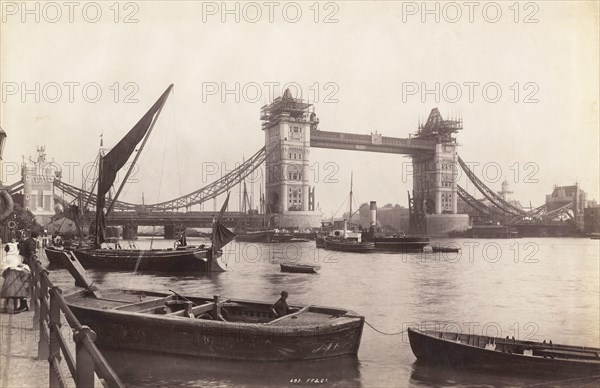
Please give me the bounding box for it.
[45,247,66,265]
[322,238,375,253]
[362,236,430,252]
[72,247,223,272]
[280,264,320,273]
[408,328,600,376]
[235,230,296,243]
[65,290,364,361]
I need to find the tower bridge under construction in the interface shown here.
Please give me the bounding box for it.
[3,89,581,238]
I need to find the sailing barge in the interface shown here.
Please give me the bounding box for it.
[55,84,235,272]
[407,328,600,375]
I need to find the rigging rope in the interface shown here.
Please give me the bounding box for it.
[171,88,183,200]
[331,193,350,220]
[150,127,170,250]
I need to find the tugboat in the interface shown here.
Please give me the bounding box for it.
[361,201,430,252]
[317,174,376,253]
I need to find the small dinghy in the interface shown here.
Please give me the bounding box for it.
[280,263,321,273]
[431,245,461,253]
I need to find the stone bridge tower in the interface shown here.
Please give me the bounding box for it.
[261,89,321,228]
[22,147,57,227]
[411,108,469,235]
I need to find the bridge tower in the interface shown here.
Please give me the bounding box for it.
[411,109,469,235]
[261,89,321,228]
[22,147,57,227]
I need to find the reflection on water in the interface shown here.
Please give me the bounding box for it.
[408,359,600,388]
[45,237,600,387]
[103,350,361,387]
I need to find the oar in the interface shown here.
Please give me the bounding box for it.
[169,289,197,306]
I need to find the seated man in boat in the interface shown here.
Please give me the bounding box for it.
[177,230,187,247]
[271,291,298,317]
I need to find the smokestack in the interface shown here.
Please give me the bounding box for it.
[370,201,377,228]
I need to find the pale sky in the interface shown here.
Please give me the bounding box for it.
[1,1,598,215]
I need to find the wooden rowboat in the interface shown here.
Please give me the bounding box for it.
[431,246,461,253]
[408,328,600,376]
[280,263,321,273]
[64,289,364,361]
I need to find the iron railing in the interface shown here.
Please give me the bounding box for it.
[31,256,124,388]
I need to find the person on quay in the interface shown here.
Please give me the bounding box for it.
[1,243,31,313]
[19,231,39,267]
[41,230,48,248]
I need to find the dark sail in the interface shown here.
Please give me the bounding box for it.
[95,84,173,247]
[212,192,237,251]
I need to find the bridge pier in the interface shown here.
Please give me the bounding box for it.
[122,223,138,240]
[164,224,185,239]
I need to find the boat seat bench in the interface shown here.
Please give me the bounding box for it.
[168,302,216,317]
[114,296,173,311]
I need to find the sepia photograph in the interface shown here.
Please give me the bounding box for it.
[0,1,599,387]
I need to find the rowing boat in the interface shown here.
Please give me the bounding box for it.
[280,263,321,273]
[64,288,364,361]
[407,328,600,375]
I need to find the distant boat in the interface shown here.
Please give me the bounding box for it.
[235,230,297,243]
[408,328,600,376]
[322,237,376,253]
[318,173,376,254]
[360,202,430,252]
[280,263,321,273]
[361,234,431,252]
[449,225,519,239]
[431,245,461,253]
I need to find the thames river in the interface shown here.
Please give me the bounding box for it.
[46,237,599,387]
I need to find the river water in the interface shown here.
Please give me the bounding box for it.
[45,237,599,387]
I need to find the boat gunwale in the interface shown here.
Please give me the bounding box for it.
[64,289,364,333]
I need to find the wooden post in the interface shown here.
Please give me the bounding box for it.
[184,301,194,318]
[32,261,41,331]
[37,270,50,360]
[74,326,97,388]
[49,287,62,388]
[213,295,222,320]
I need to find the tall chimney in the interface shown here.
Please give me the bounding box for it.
[370,201,377,228]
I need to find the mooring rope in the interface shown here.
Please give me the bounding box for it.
[364,320,407,336]
[341,316,408,336]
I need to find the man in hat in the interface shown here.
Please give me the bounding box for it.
[19,231,39,268]
[271,290,298,318]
